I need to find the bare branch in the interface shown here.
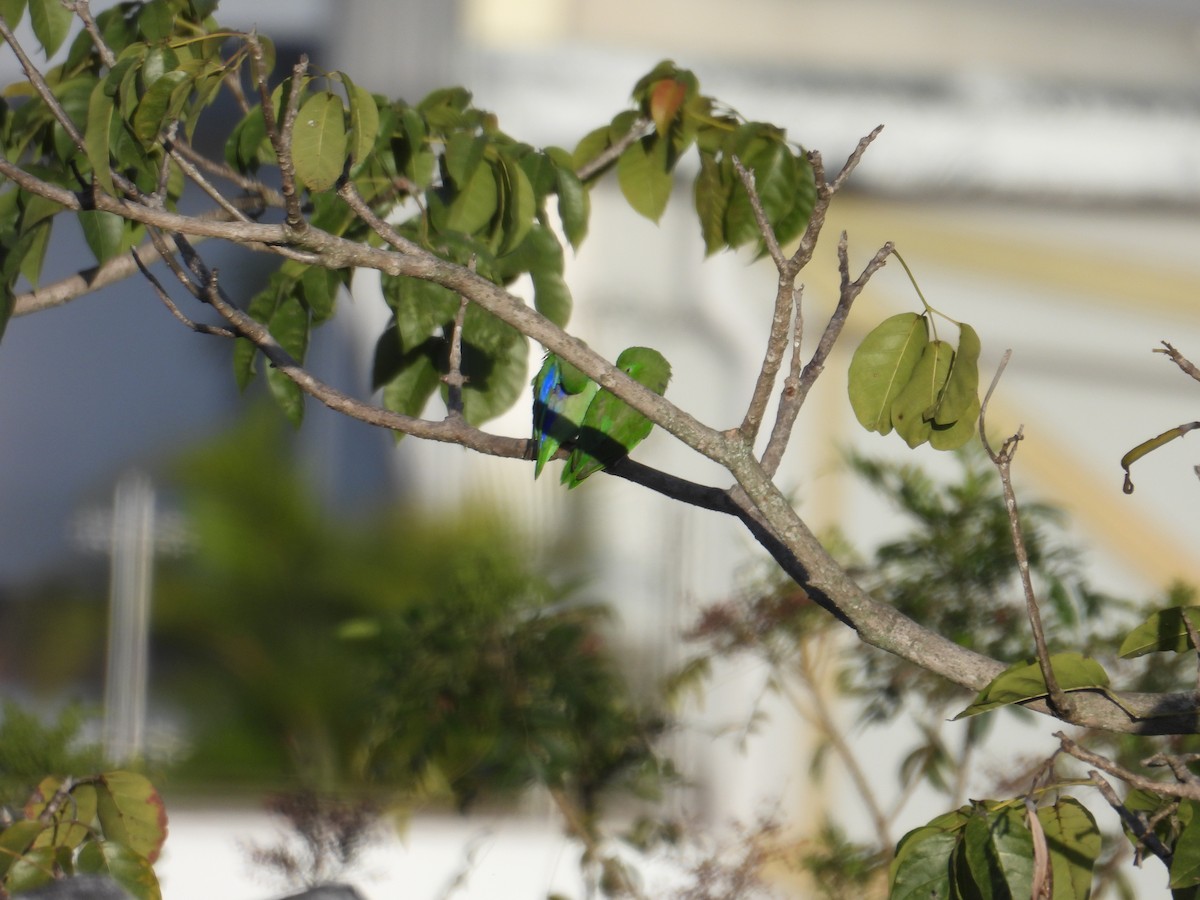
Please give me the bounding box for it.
[132,248,237,338]
[980,354,1071,718]
[829,124,884,192]
[760,236,894,476]
[1088,771,1173,867]
[1158,340,1200,384]
[1060,732,1200,801]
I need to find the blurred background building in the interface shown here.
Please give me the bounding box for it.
[3,1,1200,897]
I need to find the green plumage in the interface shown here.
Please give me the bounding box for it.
[561,346,672,488]
[531,354,598,478]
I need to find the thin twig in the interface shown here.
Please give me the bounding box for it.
[444,258,475,418]
[547,787,647,900]
[172,140,286,208]
[759,236,893,477]
[0,16,87,156]
[1088,771,1173,867]
[1158,341,1200,384]
[981,351,1072,717]
[1058,732,1200,801]
[167,140,253,223]
[731,155,784,268]
[788,640,894,853]
[337,180,425,256]
[575,117,651,182]
[132,248,237,338]
[247,33,307,231]
[1143,751,1200,785]
[69,0,116,67]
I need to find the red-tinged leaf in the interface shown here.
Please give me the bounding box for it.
[95,772,168,863]
[649,79,687,135]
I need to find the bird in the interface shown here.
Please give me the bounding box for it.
[561,346,671,488]
[531,353,599,478]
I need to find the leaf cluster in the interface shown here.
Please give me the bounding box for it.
[848,313,981,451]
[575,60,816,257]
[890,798,1100,900]
[0,770,167,899]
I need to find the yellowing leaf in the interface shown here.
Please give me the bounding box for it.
[847,313,928,435]
[95,772,168,864]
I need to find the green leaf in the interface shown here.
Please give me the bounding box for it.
[1038,798,1100,900]
[955,652,1111,719]
[450,304,529,426]
[891,339,954,449]
[935,322,981,425]
[137,0,175,42]
[132,69,190,143]
[79,209,128,265]
[292,91,348,192]
[1119,606,1200,658]
[0,821,47,877]
[77,840,161,900]
[722,131,796,249]
[265,294,310,426]
[693,151,730,256]
[572,123,611,178]
[342,73,379,170]
[225,105,270,173]
[17,220,51,287]
[1175,816,1200,889]
[299,263,340,323]
[0,0,28,29]
[553,159,589,250]
[847,312,928,436]
[3,845,54,893]
[531,269,571,328]
[1121,423,1200,495]
[381,274,459,354]
[95,772,168,864]
[444,155,498,235]
[960,807,1033,899]
[380,339,441,427]
[617,135,672,222]
[890,824,960,900]
[85,78,116,195]
[29,0,72,57]
[496,152,535,254]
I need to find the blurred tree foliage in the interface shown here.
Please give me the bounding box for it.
[153,409,665,814]
[0,701,107,813]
